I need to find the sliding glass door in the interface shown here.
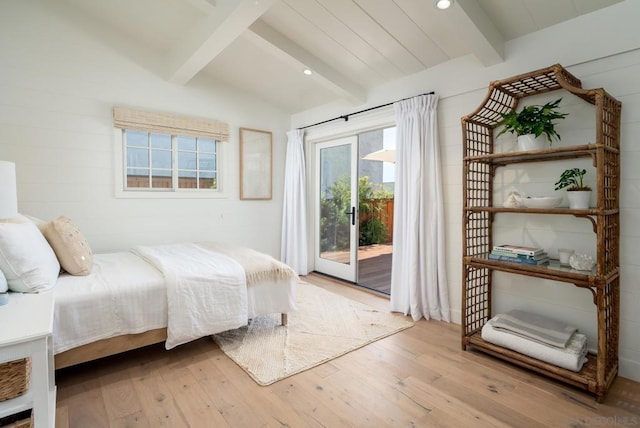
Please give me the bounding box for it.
[314,137,358,281]
[313,128,396,293]
[356,127,395,294]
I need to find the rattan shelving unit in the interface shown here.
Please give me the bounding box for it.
[461,64,621,402]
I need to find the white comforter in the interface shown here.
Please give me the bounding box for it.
[53,252,167,354]
[53,243,297,355]
[132,243,247,349]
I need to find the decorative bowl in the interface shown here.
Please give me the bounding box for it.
[569,253,595,271]
[516,196,562,209]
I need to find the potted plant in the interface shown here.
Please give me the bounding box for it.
[554,167,592,209]
[496,98,568,151]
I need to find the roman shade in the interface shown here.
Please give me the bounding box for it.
[113,107,229,141]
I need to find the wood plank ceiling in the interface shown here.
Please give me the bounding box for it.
[52,0,621,113]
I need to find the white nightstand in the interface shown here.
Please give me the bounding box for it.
[0,292,56,427]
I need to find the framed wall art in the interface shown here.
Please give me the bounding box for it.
[239,128,272,200]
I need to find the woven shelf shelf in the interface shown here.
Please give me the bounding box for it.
[461,64,621,402]
[465,207,618,215]
[463,144,618,165]
[466,257,619,291]
[465,332,618,394]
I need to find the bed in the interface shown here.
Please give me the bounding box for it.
[0,216,295,369]
[52,242,298,369]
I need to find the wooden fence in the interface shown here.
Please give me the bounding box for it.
[127,175,214,189]
[359,198,394,243]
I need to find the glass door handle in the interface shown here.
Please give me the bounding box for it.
[345,206,356,226]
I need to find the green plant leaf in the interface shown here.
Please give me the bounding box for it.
[555,167,590,191]
[497,98,568,144]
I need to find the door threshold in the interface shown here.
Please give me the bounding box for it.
[310,271,390,298]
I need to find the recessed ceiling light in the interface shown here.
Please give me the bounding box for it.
[303,68,313,76]
[434,0,452,10]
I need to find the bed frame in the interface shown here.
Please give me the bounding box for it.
[55,313,288,369]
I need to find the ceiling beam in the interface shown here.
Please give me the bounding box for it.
[246,20,366,104]
[448,0,504,66]
[184,0,216,14]
[167,0,278,85]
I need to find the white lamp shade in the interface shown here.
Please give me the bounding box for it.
[0,161,18,219]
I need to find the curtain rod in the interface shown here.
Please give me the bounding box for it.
[297,91,435,130]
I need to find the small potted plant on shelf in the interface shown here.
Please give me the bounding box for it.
[496,98,569,151]
[554,167,592,209]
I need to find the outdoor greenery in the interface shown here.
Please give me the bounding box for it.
[554,168,591,191]
[358,176,393,246]
[320,175,393,252]
[496,98,568,144]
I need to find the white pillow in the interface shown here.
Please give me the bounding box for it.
[0,216,60,292]
[0,268,7,293]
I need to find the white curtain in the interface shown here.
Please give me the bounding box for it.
[390,94,450,322]
[281,129,309,275]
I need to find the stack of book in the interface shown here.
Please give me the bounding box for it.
[489,244,550,265]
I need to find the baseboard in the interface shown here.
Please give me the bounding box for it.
[450,308,462,325]
[619,357,640,382]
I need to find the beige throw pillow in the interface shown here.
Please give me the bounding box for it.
[41,216,93,276]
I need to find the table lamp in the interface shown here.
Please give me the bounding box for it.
[0,160,18,306]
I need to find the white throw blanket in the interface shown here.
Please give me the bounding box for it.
[491,310,577,348]
[482,318,588,372]
[132,243,247,350]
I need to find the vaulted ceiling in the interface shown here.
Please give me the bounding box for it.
[53,0,621,114]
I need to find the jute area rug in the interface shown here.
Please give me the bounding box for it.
[212,281,413,386]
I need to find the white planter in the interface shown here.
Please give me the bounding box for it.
[567,190,591,209]
[516,134,547,151]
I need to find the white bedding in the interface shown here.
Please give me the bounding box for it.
[132,243,247,350]
[53,245,297,354]
[53,252,166,354]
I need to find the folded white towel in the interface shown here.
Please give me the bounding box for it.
[492,309,577,348]
[482,318,588,372]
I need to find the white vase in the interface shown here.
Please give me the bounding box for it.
[567,190,591,209]
[516,134,547,151]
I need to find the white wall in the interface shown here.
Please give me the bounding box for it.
[292,1,640,381]
[0,1,290,257]
[2,0,638,383]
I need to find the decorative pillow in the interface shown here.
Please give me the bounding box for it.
[0,216,60,292]
[41,216,93,276]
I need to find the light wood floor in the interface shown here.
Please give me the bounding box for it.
[55,273,640,427]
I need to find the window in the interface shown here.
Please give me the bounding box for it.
[113,106,228,198]
[177,136,217,190]
[124,131,218,191]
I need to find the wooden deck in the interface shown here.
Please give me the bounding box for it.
[319,243,393,294]
[357,243,392,294]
